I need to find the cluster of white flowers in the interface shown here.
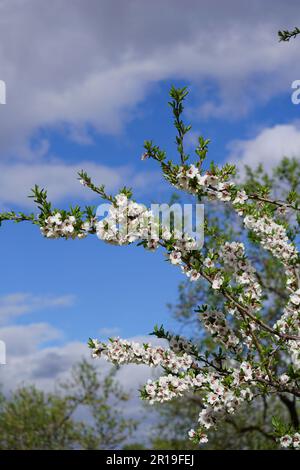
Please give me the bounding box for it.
[167,234,204,283]
[144,367,250,409]
[188,429,208,444]
[243,215,297,267]
[144,372,206,404]
[286,339,300,370]
[95,194,200,253]
[96,194,159,249]
[232,190,248,205]
[189,365,253,444]
[169,335,195,354]
[173,232,198,252]
[241,216,300,367]
[169,250,182,265]
[220,241,262,311]
[274,289,300,337]
[182,265,201,282]
[90,337,194,372]
[144,363,253,412]
[200,309,240,349]
[174,165,235,202]
[275,288,300,368]
[196,389,249,430]
[41,212,91,239]
[90,335,254,429]
[238,362,254,382]
[91,330,255,445]
[173,165,251,210]
[168,238,198,269]
[279,432,300,449]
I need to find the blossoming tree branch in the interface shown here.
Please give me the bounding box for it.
[1,88,300,449]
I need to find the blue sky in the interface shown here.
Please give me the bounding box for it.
[1,1,300,433]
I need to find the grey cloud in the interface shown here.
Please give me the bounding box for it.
[0,1,300,157]
[31,350,82,380]
[0,292,75,323]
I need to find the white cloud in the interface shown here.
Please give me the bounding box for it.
[0,1,300,157]
[0,292,75,323]
[0,323,61,359]
[0,160,161,207]
[228,123,300,171]
[98,326,121,338]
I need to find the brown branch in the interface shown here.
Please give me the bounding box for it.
[225,417,275,441]
[279,394,299,429]
[248,194,300,213]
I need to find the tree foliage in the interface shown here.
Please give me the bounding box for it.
[0,360,136,450]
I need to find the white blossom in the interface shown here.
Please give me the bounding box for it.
[280,435,293,448]
[212,273,224,290]
[233,190,248,205]
[169,251,182,265]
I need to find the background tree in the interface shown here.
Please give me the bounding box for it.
[0,359,136,450]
